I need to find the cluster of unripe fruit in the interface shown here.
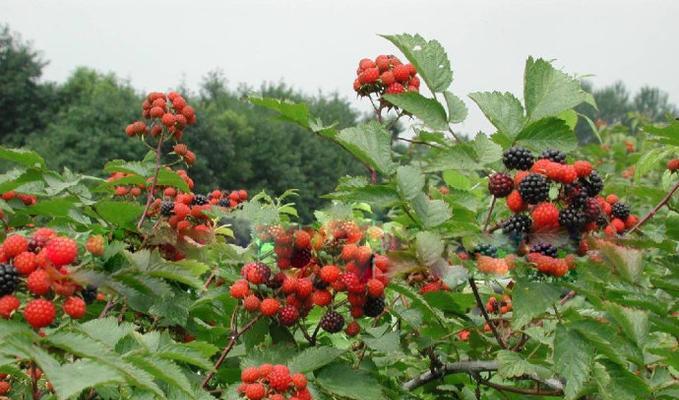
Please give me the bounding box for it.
[125,91,196,141]
[0,230,105,329]
[353,55,420,100]
[0,191,38,220]
[231,221,390,337]
[237,364,312,400]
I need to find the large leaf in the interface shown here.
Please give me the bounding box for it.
[25,197,77,218]
[512,279,561,328]
[592,361,651,400]
[412,193,451,228]
[443,91,468,123]
[396,165,424,201]
[287,346,345,373]
[595,241,644,284]
[514,117,577,153]
[0,146,46,168]
[382,92,448,131]
[126,355,194,398]
[381,33,452,92]
[496,350,550,379]
[469,91,525,137]
[425,133,501,172]
[554,327,593,400]
[78,317,136,346]
[95,200,144,231]
[645,120,679,146]
[315,362,385,400]
[523,57,593,122]
[604,302,648,348]
[415,231,444,267]
[104,160,152,177]
[49,360,125,400]
[156,168,190,192]
[336,121,397,175]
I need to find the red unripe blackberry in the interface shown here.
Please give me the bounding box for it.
[345,320,360,336]
[243,295,261,312]
[488,173,514,198]
[358,58,376,70]
[668,159,679,172]
[340,244,358,261]
[278,305,299,326]
[23,299,56,329]
[3,234,28,258]
[392,64,411,82]
[0,381,10,395]
[605,194,618,204]
[13,251,37,275]
[531,202,560,229]
[312,289,332,306]
[244,383,266,400]
[260,298,280,316]
[320,310,345,333]
[281,277,298,294]
[518,173,549,204]
[363,296,385,317]
[350,305,364,318]
[386,82,404,94]
[294,230,310,249]
[538,149,566,164]
[241,367,260,383]
[86,235,105,256]
[268,365,292,391]
[359,67,379,85]
[573,160,593,177]
[63,296,86,319]
[296,278,313,298]
[625,214,638,229]
[341,272,365,294]
[229,279,250,299]
[27,269,51,295]
[245,262,271,285]
[502,146,535,170]
[292,373,307,389]
[611,218,625,233]
[380,71,395,85]
[45,237,78,266]
[366,279,384,297]
[506,190,526,213]
[374,254,390,271]
[0,294,20,318]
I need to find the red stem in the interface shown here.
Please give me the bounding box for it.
[469,277,506,349]
[137,134,165,230]
[626,180,679,235]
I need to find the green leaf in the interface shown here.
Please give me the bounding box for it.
[249,96,311,129]
[415,231,444,266]
[512,279,561,328]
[442,170,472,191]
[104,159,152,177]
[496,350,549,379]
[634,148,669,182]
[558,109,578,129]
[412,193,451,228]
[78,317,136,346]
[287,346,345,373]
[363,331,401,354]
[514,117,577,153]
[336,121,396,175]
[315,362,385,400]
[0,146,46,168]
[524,57,592,122]
[95,200,144,231]
[157,343,215,370]
[592,361,651,400]
[156,168,190,192]
[396,165,424,201]
[604,302,648,348]
[596,242,644,284]
[390,283,445,325]
[25,197,76,218]
[424,133,501,172]
[554,327,593,400]
[381,33,452,93]
[443,91,468,123]
[382,92,448,131]
[49,360,125,400]
[468,91,525,137]
[645,120,679,146]
[126,355,194,398]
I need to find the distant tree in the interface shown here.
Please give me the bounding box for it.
[0,25,58,145]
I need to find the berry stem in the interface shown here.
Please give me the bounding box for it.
[626,180,679,235]
[447,127,462,143]
[137,133,166,231]
[483,196,497,232]
[468,277,506,349]
[201,313,262,388]
[30,362,39,400]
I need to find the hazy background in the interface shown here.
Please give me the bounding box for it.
[2,0,678,134]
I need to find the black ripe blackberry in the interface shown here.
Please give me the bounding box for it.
[502,215,532,236]
[581,171,604,196]
[320,311,345,333]
[81,285,98,304]
[611,202,630,220]
[218,198,230,208]
[530,242,558,258]
[471,244,498,258]
[160,201,174,217]
[363,296,385,317]
[564,184,588,208]
[0,264,19,295]
[313,276,329,290]
[290,248,311,268]
[583,198,601,221]
[559,207,587,231]
[191,194,209,206]
[596,215,609,227]
[518,174,549,204]
[538,149,567,164]
[28,238,41,253]
[488,173,514,198]
[267,272,285,289]
[502,146,535,171]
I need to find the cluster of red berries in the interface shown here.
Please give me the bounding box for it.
[0,230,103,329]
[352,55,420,100]
[486,294,512,315]
[0,373,10,395]
[0,191,38,220]
[230,221,390,337]
[126,92,196,141]
[237,364,311,400]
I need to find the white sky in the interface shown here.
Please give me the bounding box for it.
[2,0,678,135]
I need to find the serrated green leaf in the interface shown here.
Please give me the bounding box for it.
[645,120,679,146]
[496,350,549,379]
[381,33,452,93]
[415,231,443,266]
[104,159,152,177]
[383,92,449,131]
[363,331,401,354]
[156,168,190,192]
[443,91,468,123]
[95,200,144,231]
[316,362,385,400]
[469,91,525,137]
[78,317,136,346]
[604,302,648,348]
[592,361,651,400]
[50,360,125,400]
[412,193,451,228]
[287,346,345,373]
[524,57,591,122]
[512,279,561,328]
[127,355,194,398]
[24,197,76,217]
[514,117,577,153]
[396,165,424,201]
[554,327,593,400]
[0,146,46,168]
[424,133,501,172]
[249,96,311,128]
[336,121,396,175]
[390,283,445,325]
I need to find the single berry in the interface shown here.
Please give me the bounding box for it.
[501,215,532,236]
[0,264,19,295]
[81,285,98,304]
[85,235,105,256]
[45,237,78,266]
[3,234,28,258]
[0,294,20,318]
[294,230,311,249]
[296,278,314,298]
[506,190,526,213]
[529,242,558,258]
[0,381,10,395]
[668,159,679,172]
[538,149,566,164]
[292,373,307,389]
[559,207,587,232]
[160,201,174,216]
[260,298,280,316]
[363,296,385,317]
[488,173,514,197]
[573,160,593,177]
[243,295,261,312]
[27,269,51,295]
[278,305,300,326]
[320,311,345,333]
[63,296,86,319]
[23,299,56,329]
[518,174,549,204]
[581,171,604,196]
[502,147,535,170]
[12,251,37,275]
[290,248,311,268]
[611,218,625,233]
[312,289,332,306]
[245,262,271,285]
[531,202,560,229]
[268,365,292,391]
[345,320,361,336]
[191,194,209,206]
[366,279,385,297]
[241,367,260,383]
[244,383,266,400]
[611,202,630,220]
[229,279,250,299]
[470,244,498,258]
[583,197,602,221]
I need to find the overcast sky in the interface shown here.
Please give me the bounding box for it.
[2,0,677,134]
